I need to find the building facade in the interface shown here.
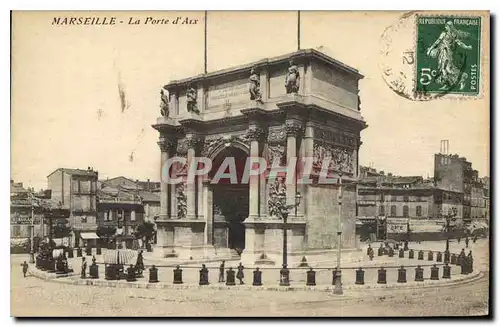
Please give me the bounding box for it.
[153,49,366,265]
[47,167,98,247]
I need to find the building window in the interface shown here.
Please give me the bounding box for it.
[403,205,409,217]
[416,205,422,217]
[390,205,397,217]
[379,205,385,216]
[81,216,87,223]
[124,210,131,221]
[403,195,409,202]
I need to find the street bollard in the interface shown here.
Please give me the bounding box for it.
[306,268,316,286]
[436,252,443,262]
[96,246,102,256]
[378,245,383,256]
[355,268,365,285]
[173,265,183,284]
[377,267,387,284]
[252,268,262,286]
[397,266,407,283]
[332,268,340,286]
[76,248,82,257]
[418,250,424,260]
[399,249,404,258]
[126,265,136,282]
[444,251,450,264]
[199,265,209,286]
[89,263,99,279]
[442,263,451,279]
[105,264,117,280]
[430,264,439,280]
[415,266,424,282]
[427,251,434,261]
[68,249,74,258]
[463,257,470,275]
[46,257,55,273]
[468,256,474,274]
[226,268,236,286]
[280,265,290,286]
[149,265,158,283]
[388,248,394,257]
[451,254,457,265]
[409,249,415,259]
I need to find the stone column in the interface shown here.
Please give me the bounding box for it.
[301,123,315,218]
[285,120,303,218]
[203,183,213,245]
[185,136,199,219]
[158,135,174,219]
[246,125,264,220]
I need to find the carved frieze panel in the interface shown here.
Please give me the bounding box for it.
[267,144,286,167]
[313,141,354,174]
[267,177,287,218]
[314,126,356,148]
[176,182,187,219]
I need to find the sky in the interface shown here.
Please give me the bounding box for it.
[11,11,490,190]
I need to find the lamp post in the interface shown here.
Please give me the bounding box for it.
[444,207,458,254]
[334,173,343,295]
[29,193,35,264]
[277,190,301,286]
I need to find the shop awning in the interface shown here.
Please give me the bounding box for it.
[80,232,100,240]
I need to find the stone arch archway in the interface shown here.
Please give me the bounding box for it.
[209,145,249,252]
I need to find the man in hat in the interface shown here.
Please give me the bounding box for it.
[21,261,28,278]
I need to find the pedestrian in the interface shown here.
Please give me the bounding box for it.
[465,236,469,248]
[236,262,245,285]
[457,236,461,244]
[473,235,477,243]
[219,260,225,283]
[81,257,87,279]
[21,261,28,278]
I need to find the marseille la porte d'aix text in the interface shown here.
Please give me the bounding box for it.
[51,16,199,26]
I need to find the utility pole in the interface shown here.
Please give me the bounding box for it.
[29,193,35,263]
[334,173,343,295]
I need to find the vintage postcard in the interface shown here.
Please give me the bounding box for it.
[10,10,490,317]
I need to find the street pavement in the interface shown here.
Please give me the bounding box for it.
[10,238,490,317]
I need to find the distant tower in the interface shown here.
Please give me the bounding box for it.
[440,140,449,155]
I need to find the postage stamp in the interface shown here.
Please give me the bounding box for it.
[415,16,481,95]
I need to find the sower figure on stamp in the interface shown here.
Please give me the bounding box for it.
[236,262,245,285]
[21,261,28,278]
[218,260,225,283]
[426,21,472,91]
[81,257,87,279]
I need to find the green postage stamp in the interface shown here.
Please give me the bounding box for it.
[416,16,481,95]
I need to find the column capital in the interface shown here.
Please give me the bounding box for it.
[158,135,176,152]
[285,120,304,137]
[246,125,266,142]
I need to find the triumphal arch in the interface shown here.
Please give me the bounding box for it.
[153,49,366,265]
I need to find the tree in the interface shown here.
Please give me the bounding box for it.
[134,221,155,245]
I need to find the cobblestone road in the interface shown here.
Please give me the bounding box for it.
[11,239,489,317]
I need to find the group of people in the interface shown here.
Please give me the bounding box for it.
[218,261,245,284]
